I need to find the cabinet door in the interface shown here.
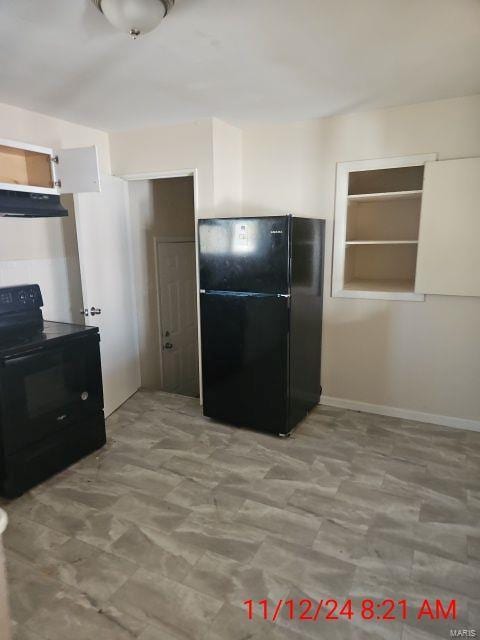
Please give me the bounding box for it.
[55,145,101,194]
[416,158,480,297]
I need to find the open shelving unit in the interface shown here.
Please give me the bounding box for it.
[333,154,437,301]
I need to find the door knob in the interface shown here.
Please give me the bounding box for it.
[80,308,89,316]
[90,307,102,316]
[164,342,173,350]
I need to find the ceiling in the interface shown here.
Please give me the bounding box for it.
[1,0,479,132]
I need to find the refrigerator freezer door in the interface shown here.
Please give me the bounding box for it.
[198,217,290,294]
[200,292,289,434]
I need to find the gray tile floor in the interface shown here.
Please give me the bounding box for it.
[2,390,480,640]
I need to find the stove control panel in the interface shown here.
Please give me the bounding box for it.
[0,284,44,315]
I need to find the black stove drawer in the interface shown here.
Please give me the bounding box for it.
[0,411,106,499]
[0,333,103,454]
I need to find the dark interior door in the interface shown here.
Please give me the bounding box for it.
[199,216,290,294]
[201,292,289,434]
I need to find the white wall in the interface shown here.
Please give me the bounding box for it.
[242,94,480,424]
[0,102,111,322]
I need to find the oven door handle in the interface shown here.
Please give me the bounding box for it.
[1,333,99,366]
[2,346,47,365]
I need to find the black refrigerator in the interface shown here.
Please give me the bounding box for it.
[199,215,325,436]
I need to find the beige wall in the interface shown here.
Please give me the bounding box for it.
[109,120,214,218]
[212,118,242,217]
[128,178,195,389]
[109,118,244,220]
[242,94,480,422]
[0,102,111,322]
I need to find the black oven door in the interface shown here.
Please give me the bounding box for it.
[0,334,103,454]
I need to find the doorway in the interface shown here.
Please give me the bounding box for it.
[127,175,199,398]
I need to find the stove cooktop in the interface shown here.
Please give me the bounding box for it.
[0,321,99,359]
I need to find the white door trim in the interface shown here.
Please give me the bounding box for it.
[120,169,202,402]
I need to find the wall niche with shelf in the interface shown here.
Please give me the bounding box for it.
[333,155,436,301]
[346,196,421,243]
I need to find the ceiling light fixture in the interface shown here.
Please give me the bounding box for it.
[92,0,174,39]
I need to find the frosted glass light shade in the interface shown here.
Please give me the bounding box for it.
[97,0,171,38]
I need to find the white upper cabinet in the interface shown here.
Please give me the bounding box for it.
[0,138,101,195]
[415,157,480,298]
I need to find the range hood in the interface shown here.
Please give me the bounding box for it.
[0,189,68,218]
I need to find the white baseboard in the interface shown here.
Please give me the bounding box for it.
[320,395,480,433]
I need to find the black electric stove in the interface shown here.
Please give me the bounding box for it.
[0,284,106,498]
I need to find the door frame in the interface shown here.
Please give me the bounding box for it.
[154,237,197,393]
[120,169,202,401]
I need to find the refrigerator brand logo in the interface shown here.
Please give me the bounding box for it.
[271,230,283,234]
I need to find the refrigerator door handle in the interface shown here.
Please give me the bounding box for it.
[200,289,289,298]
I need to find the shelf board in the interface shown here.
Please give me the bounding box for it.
[348,190,422,203]
[345,240,418,245]
[343,278,415,293]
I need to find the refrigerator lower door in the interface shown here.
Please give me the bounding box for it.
[200,292,289,435]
